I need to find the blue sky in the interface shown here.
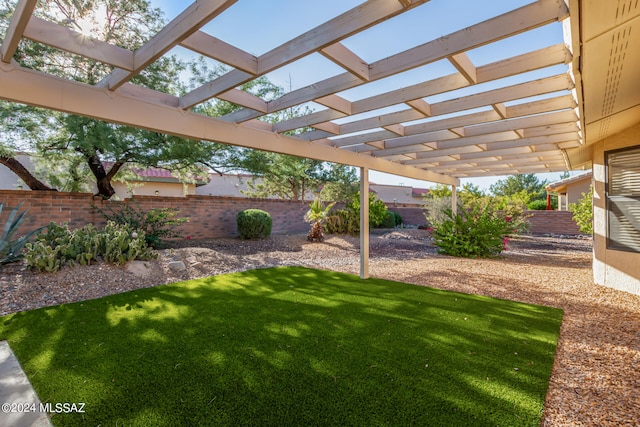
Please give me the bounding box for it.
[148,0,580,190]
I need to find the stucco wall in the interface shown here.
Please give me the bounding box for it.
[567,179,592,205]
[112,181,196,199]
[592,121,640,296]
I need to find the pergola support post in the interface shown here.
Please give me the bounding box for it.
[360,167,370,279]
[451,184,458,213]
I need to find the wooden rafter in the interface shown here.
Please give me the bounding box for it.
[180,0,431,109]
[0,0,37,63]
[0,0,583,180]
[98,0,238,90]
[232,0,569,124]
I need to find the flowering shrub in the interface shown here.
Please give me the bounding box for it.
[430,205,515,258]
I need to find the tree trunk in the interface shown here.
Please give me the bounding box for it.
[0,156,57,191]
[82,151,121,199]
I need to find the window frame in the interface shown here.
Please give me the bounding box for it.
[605,145,640,253]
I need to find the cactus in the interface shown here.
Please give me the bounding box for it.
[0,201,42,265]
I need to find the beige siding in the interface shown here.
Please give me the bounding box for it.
[113,181,195,199]
[592,121,640,295]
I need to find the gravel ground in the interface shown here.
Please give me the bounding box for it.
[1,230,638,426]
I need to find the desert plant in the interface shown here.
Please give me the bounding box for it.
[95,203,189,248]
[569,186,593,235]
[99,222,156,264]
[0,201,42,266]
[347,192,388,228]
[305,199,335,242]
[324,208,359,235]
[430,205,514,258]
[25,221,156,272]
[237,209,272,240]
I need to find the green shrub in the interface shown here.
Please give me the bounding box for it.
[0,201,42,266]
[569,186,593,235]
[347,192,388,228]
[379,211,398,228]
[527,199,557,210]
[95,203,189,248]
[237,209,272,240]
[430,205,514,258]
[25,221,156,272]
[424,196,459,226]
[324,208,359,235]
[391,211,403,226]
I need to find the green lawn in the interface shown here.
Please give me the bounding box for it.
[0,266,563,426]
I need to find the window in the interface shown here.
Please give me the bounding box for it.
[606,146,640,252]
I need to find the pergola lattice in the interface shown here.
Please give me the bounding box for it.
[4,0,639,277]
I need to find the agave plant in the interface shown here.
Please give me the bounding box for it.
[0,201,42,265]
[304,199,335,242]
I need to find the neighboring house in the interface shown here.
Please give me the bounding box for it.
[367,183,428,206]
[0,155,208,198]
[197,173,428,205]
[107,163,208,199]
[546,172,592,211]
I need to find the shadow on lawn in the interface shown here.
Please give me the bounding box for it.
[1,267,563,426]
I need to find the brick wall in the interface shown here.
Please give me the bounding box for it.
[389,205,427,226]
[0,190,310,239]
[0,190,583,239]
[526,210,582,235]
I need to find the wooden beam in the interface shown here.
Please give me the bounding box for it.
[448,52,477,84]
[492,103,507,119]
[0,62,458,186]
[384,130,458,149]
[320,42,370,81]
[463,110,578,137]
[406,99,432,116]
[383,124,405,136]
[252,1,568,123]
[180,31,258,75]
[0,0,37,63]
[368,0,568,80]
[99,0,237,90]
[273,109,346,133]
[432,74,573,116]
[313,122,340,135]
[23,17,134,70]
[332,130,399,148]
[216,89,268,113]
[339,109,423,135]
[314,94,353,114]
[181,0,430,109]
[268,43,571,134]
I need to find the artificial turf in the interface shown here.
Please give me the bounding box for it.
[0,266,563,426]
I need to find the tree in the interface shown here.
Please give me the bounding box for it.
[318,165,359,202]
[489,174,548,201]
[424,184,452,199]
[0,1,233,198]
[569,186,593,234]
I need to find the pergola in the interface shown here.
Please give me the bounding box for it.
[0,0,638,278]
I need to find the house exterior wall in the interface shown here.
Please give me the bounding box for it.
[112,181,196,199]
[592,121,640,296]
[567,179,592,205]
